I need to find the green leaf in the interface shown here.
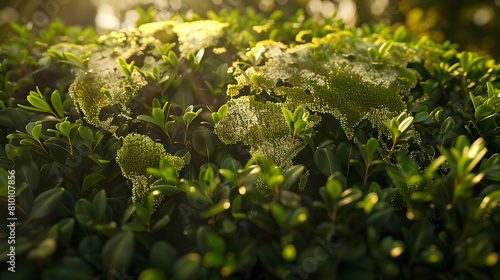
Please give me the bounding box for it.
[211,112,221,124]
[165,120,175,132]
[27,96,51,111]
[315,147,339,176]
[55,217,75,246]
[293,120,307,134]
[121,222,147,232]
[414,111,429,123]
[440,116,455,135]
[151,185,183,196]
[365,138,380,160]
[231,195,242,215]
[27,238,56,260]
[171,89,194,110]
[282,107,293,129]
[192,129,218,157]
[102,232,135,279]
[475,104,494,122]
[152,66,161,81]
[288,207,309,227]
[475,190,500,218]
[292,106,306,122]
[459,52,470,72]
[92,190,107,223]
[469,92,480,109]
[118,57,131,77]
[30,124,42,140]
[151,215,171,232]
[368,47,379,60]
[385,118,400,138]
[18,104,50,113]
[151,108,165,128]
[200,165,214,183]
[29,188,66,220]
[137,115,158,125]
[378,40,393,54]
[280,165,304,190]
[183,112,198,125]
[51,90,64,118]
[150,98,161,109]
[149,241,177,273]
[395,152,419,178]
[325,177,342,200]
[101,87,112,99]
[15,160,39,191]
[219,169,237,186]
[58,121,71,135]
[78,235,102,267]
[386,166,411,205]
[81,173,106,193]
[304,135,315,151]
[486,96,500,107]
[47,48,65,60]
[201,199,231,218]
[398,116,414,133]
[44,137,71,154]
[64,52,83,64]
[218,104,228,118]
[486,82,495,98]
[393,25,407,41]
[78,126,93,142]
[42,256,96,279]
[270,203,287,226]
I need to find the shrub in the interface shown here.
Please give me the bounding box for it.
[0,7,499,280]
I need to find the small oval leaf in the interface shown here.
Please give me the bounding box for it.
[440,116,455,135]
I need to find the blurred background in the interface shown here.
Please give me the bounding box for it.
[0,0,499,59]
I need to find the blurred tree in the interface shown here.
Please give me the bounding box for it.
[1,0,498,59]
[399,0,500,59]
[0,0,97,44]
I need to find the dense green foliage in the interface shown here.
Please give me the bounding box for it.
[0,7,499,280]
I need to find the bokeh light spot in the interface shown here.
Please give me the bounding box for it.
[96,4,120,30]
[473,7,494,26]
[371,0,389,16]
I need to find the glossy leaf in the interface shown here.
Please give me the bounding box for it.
[81,173,106,193]
[102,232,135,278]
[475,104,494,122]
[440,116,455,135]
[152,108,165,127]
[315,147,339,176]
[27,96,50,112]
[28,188,66,220]
[50,90,64,118]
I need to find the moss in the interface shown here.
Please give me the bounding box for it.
[165,154,186,172]
[116,133,168,180]
[116,133,184,207]
[214,96,313,168]
[248,37,417,140]
[62,19,227,133]
[172,20,229,56]
[68,69,145,133]
[216,32,432,166]
[298,170,310,191]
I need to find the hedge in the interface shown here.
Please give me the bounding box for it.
[0,7,499,280]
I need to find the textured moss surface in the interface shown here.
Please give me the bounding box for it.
[215,31,437,166]
[116,133,168,180]
[116,133,184,206]
[60,20,227,132]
